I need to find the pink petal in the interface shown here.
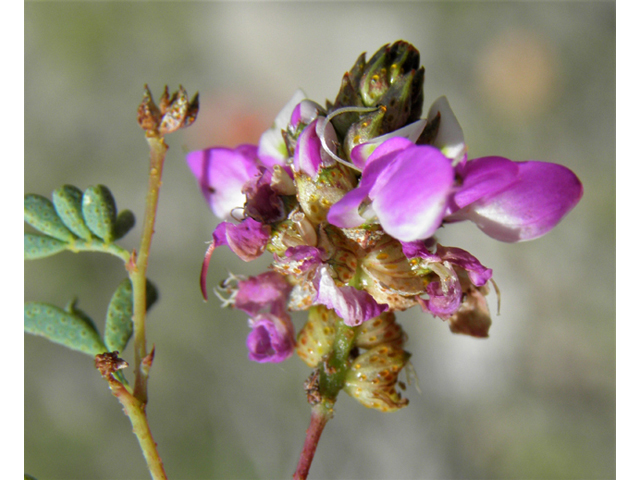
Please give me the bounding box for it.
[370,145,454,242]
[186,145,260,221]
[200,218,271,299]
[313,266,388,326]
[455,161,583,242]
[235,272,292,317]
[246,313,296,363]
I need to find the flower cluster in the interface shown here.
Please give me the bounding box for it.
[186,41,582,411]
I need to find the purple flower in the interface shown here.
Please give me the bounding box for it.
[242,167,287,224]
[200,218,270,299]
[186,144,262,221]
[235,271,292,317]
[403,242,493,320]
[449,157,584,242]
[186,90,306,221]
[327,137,455,242]
[313,265,388,326]
[328,137,582,244]
[272,246,388,326]
[257,89,307,167]
[293,117,338,179]
[246,313,296,363]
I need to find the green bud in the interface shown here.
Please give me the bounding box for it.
[344,106,386,161]
[328,41,425,141]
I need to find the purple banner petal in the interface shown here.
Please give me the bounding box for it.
[369,145,454,242]
[186,145,261,221]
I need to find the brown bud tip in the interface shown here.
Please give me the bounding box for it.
[158,85,199,135]
[158,85,172,115]
[183,92,200,128]
[139,85,199,136]
[95,351,129,378]
[137,85,162,132]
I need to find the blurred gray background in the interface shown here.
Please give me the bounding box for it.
[25,2,615,479]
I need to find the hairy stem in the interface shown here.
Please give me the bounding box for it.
[130,135,168,404]
[107,376,167,480]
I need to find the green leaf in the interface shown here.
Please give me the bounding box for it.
[25,475,38,480]
[24,302,107,356]
[104,279,134,353]
[24,233,68,259]
[104,279,159,352]
[52,185,94,240]
[114,209,136,240]
[82,185,117,243]
[24,194,76,242]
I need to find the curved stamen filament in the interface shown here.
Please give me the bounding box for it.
[319,106,382,173]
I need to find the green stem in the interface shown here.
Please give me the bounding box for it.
[130,135,168,404]
[318,319,356,400]
[294,318,357,479]
[106,376,167,480]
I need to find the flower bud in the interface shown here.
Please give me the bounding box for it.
[326,53,366,137]
[344,344,410,412]
[327,41,424,141]
[344,106,386,162]
[358,42,423,126]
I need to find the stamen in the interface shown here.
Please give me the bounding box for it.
[319,106,381,173]
[230,207,246,222]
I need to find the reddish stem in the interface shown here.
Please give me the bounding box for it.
[293,403,333,480]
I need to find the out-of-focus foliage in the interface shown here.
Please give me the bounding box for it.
[25,2,614,479]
